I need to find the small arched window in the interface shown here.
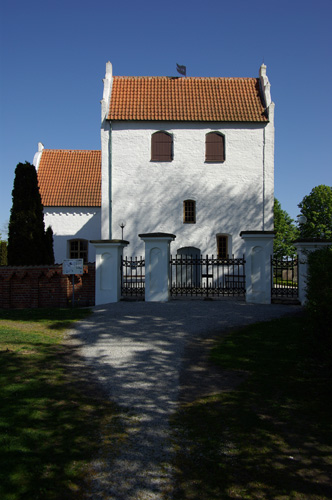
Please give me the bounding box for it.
[151,131,173,162]
[205,132,225,162]
[183,200,196,224]
[69,239,88,264]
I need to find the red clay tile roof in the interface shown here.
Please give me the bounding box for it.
[108,76,268,122]
[37,150,101,207]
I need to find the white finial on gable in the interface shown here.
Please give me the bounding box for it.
[101,61,113,120]
[105,61,112,78]
[33,142,44,170]
[259,63,271,109]
[259,63,267,78]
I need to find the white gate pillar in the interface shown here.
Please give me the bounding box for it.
[294,239,332,306]
[240,231,275,304]
[139,232,176,302]
[91,239,129,305]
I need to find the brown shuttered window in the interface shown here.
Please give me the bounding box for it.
[217,235,228,258]
[205,132,225,162]
[183,200,196,224]
[151,131,173,161]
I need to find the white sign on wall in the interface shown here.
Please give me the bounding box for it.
[62,259,84,275]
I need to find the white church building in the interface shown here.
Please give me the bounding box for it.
[35,62,275,264]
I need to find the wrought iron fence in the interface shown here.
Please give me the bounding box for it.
[271,256,298,298]
[121,256,145,297]
[170,254,246,297]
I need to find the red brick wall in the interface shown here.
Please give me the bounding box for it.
[0,264,95,309]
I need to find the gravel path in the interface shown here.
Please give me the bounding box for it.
[68,299,301,499]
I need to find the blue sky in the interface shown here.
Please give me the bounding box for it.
[0,0,331,238]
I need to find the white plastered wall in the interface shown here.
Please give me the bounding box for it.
[110,120,274,257]
[44,208,101,263]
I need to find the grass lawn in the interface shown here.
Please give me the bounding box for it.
[0,308,122,500]
[171,314,332,499]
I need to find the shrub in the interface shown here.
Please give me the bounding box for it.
[306,246,332,347]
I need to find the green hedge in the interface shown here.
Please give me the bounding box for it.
[306,246,332,346]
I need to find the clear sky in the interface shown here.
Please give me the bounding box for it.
[0,0,331,238]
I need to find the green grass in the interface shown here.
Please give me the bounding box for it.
[3,308,332,499]
[273,277,298,287]
[0,308,123,500]
[171,314,332,499]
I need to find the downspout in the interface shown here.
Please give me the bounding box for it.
[263,127,266,231]
[109,119,112,239]
[100,61,113,240]
[259,64,272,232]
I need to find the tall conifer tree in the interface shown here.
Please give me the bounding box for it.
[8,162,54,265]
[44,226,55,265]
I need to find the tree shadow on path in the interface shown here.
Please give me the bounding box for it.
[68,299,301,500]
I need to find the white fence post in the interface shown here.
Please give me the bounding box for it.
[139,232,176,302]
[91,239,129,305]
[240,231,275,304]
[294,239,332,306]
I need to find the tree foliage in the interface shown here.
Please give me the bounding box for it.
[306,246,332,348]
[298,185,332,240]
[44,226,55,265]
[7,162,54,266]
[0,232,7,266]
[273,198,299,258]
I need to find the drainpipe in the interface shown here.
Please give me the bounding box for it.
[100,61,113,240]
[109,120,112,239]
[263,127,266,231]
[259,63,274,233]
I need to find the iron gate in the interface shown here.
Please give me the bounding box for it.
[121,256,145,297]
[271,256,298,299]
[170,254,246,297]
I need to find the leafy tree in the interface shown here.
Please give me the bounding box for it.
[273,198,299,258]
[0,232,8,265]
[7,162,54,265]
[298,185,332,240]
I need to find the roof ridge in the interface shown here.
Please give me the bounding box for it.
[43,149,101,153]
[113,75,258,80]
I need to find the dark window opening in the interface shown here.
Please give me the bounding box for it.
[69,239,88,264]
[217,235,228,258]
[183,200,196,224]
[205,132,225,162]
